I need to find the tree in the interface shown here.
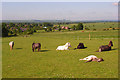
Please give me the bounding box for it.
[17,28,22,34]
[2,26,9,37]
[47,28,52,32]
[58,24,60,28]
[71,25,76,30]
[58,27,61,31]
[13,29,17,36]
[43,22,53,27]
[76,23,83,30]
[9,23,15,27]
[53,27,56,32]
[85,27,90,30]
[2,23,7,28]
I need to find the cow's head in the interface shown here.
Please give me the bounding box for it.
[109,41,113,47]
[97,58,104,62]
[65,42,71,47]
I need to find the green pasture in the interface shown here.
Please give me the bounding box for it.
[83,22,118,30]
[54,22,118,30]
[2,29,118,78]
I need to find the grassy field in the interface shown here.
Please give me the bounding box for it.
[54,22,118,30]
[2,23,119,78]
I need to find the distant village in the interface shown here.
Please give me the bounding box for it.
[2,22,83,37]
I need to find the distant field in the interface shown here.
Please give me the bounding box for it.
[2,26,118,78]
[54,22,118,30]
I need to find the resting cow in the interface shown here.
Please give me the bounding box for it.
[9,41,14,50]
[97,41,113,52]
[79,55,104,63]
[56,42,71,50]
[32,43,41,52]
[74,43,87,50]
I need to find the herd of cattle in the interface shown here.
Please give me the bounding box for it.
[9,41,113,63]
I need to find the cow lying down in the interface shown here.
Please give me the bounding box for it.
[96,41,113,52]
[74,43,87,50]
[79,55,104,63]
[56,42,71,50]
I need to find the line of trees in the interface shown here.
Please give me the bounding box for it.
[2,22,42,37]
[71,23,83,30]
[2,22,84,37]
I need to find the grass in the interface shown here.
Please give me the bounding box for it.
[54,22,118,30]
[0,38,2,79]
[2,23,118,78]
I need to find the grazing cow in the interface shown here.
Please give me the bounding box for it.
[56,42,71,50]
[97,41,113,52]
[74,43,87,50]
[32,43,41,52]
[79,55,104,63]
[9,41,14,50]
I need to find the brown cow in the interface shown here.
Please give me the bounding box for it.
[97,41,113,52]
[32,43,41,52]
[74,43,87,50]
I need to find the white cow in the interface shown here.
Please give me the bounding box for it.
[9,41,14,50]
[79,55,104,63]
[79,55,97,61]
[56,42,71,50]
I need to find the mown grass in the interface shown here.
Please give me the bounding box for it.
[2,22,119,78]
[2,24,118,78]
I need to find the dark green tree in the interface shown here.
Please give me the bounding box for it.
[71,25,76,30]
[44,28,47,32]
[58,27,61,31]
[2,23,7,28]
[2,26,9,37]
[43,22,53,27]
[13,29,17,36]
[76,23,83,30]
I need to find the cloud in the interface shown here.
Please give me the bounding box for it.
[113,2,118,6]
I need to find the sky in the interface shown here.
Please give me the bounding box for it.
[1,2,119,21]
[1,0,119,2]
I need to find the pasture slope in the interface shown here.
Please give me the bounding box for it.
[2,29,118,78]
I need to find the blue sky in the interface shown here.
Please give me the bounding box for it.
[2,2,118,21]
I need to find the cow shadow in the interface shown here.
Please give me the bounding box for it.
[40,50,50,52]
[104,48,118,52]
[96,48,118,52]
[8,35,18,37]
[74,47,87,50]
[81,47,87,49]
[32,50,50,52]
[111,48,118,51]
[15,48,23,49]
